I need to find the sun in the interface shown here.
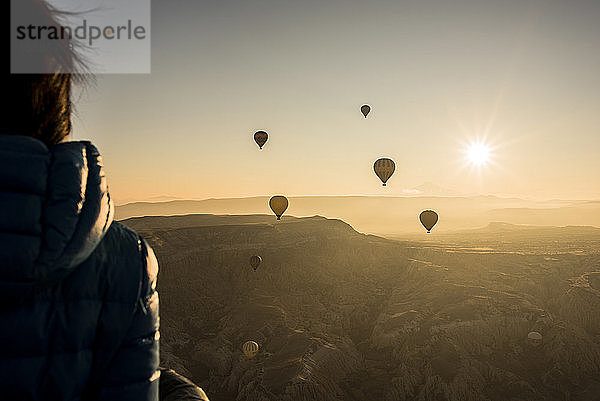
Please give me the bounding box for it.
[466,143,491,166]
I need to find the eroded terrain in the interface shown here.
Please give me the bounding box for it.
[124,215,600,401]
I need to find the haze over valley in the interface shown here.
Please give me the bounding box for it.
[116,195,600,236]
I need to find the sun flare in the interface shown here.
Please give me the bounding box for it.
[467,143,491,166]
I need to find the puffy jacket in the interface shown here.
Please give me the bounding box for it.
[0,136,160,401]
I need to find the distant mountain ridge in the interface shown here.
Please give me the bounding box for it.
[464,221,600,233]
[116,195,600,236]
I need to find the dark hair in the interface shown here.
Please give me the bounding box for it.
[2,0,85,147]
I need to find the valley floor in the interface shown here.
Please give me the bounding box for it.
[124,215,600,401]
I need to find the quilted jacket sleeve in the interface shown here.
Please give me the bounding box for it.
[96,238,160,401]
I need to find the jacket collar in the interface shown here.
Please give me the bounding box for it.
[0,135,114,283]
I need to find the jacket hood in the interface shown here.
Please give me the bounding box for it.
[0,136,114,284]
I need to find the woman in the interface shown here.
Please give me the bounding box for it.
[1,1,207,400]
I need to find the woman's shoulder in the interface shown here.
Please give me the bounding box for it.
[91,221,158,304]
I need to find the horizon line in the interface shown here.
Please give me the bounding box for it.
[114,194,600,207]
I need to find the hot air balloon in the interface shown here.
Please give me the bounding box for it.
[527,331,542,346]
[361,104,371,118]
[254,131,268,149]
[269,195,288,220]
[249,255,262,271]
[373,158,395,186]
[419,210,438,233]
[242,340,259,358]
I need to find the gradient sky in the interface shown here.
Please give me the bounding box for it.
[71,0,600,204]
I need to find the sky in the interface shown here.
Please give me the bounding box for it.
[71,0,600,204]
